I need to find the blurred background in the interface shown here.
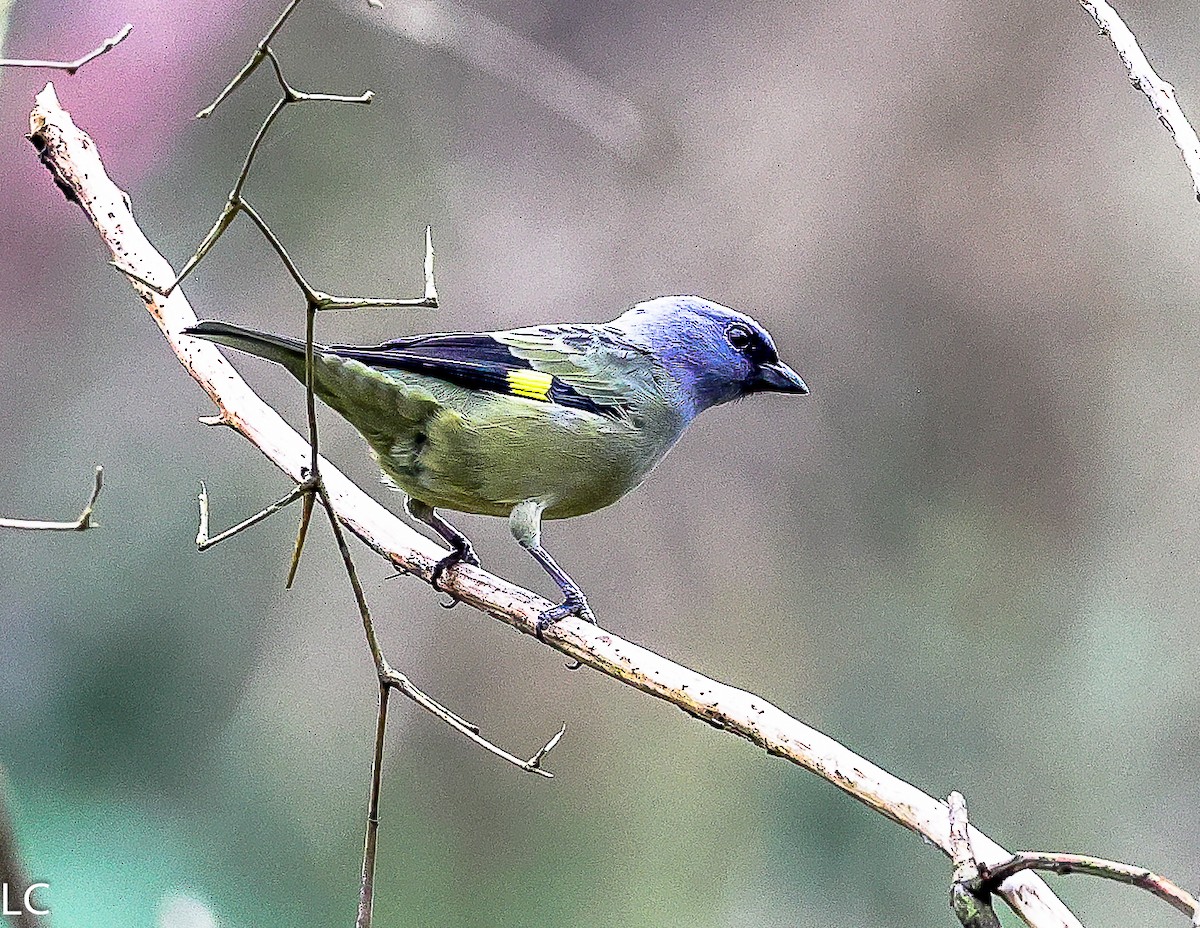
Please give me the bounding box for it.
[0,1,1197,925]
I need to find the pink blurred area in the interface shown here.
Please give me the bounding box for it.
[0,1,241,331]
[3,0,229,173]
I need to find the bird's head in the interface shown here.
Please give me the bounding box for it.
[614,296,808,420]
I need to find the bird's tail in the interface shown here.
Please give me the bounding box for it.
[184,321,428,449]
[185,321,309,380]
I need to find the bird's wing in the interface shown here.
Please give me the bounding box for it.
[492,324,657,411]
[325,326,653,419]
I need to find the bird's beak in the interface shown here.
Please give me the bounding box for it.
[755,360,809,395]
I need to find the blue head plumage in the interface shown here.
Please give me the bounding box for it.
[612,296,807,421]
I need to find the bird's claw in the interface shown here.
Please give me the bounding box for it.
[534,594,596,639]
[430,546,481,588]
[535,596,595,671]
[430,545,481,609]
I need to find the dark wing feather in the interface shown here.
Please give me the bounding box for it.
[324,331,625,418]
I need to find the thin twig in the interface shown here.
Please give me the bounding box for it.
[196,480,307,550]
[0,24,132,74]
[380,660,562,776]
[140,0,540,773]
[357,681,389,928]
[1078,0,1200,201]
[116,31,380,299]
[284,488,315,588]
[0,466,103,531]
[318,482,558,776]
[288,291,322,586]
[979,852,1200,925]
[28,83,1087,928]
[166,6,546,912]
[196,0,303,118]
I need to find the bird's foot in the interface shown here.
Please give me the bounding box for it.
[431,544,481,609]
[534,593,596,638]
[535,596,596,671]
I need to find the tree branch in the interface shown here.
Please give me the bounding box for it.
[0,25,132,74]
[1077,0,1200,201]
[979,852,1200,925]
[26,82,1084,928]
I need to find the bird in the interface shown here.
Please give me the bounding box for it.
[185,295,807,633]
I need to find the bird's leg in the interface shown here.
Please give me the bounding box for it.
[406,499,481,598]
[510,501,597,637]
[525,545,595,634]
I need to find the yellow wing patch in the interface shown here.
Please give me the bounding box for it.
[507,369,554,401]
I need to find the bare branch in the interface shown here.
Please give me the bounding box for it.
[28,82,1086,928]
[948,790,1200,925]
[0,466,103,531]
[357,682,389,928]
[120,34,390,301]
[379,662,559,777]
[1078,0,1200,201]
[310,227,439,312]
[284,487,317,588]
[948,792,975,875]
[316,479,558,777]
[195,480,307,550]
[0,24,132,74]
[141,8,489,910]
[979,852,1200,925]
[196,0,303,118]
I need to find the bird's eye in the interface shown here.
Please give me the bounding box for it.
[726,324,753,351]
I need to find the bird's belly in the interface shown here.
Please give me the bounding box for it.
[376,400,672,519]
